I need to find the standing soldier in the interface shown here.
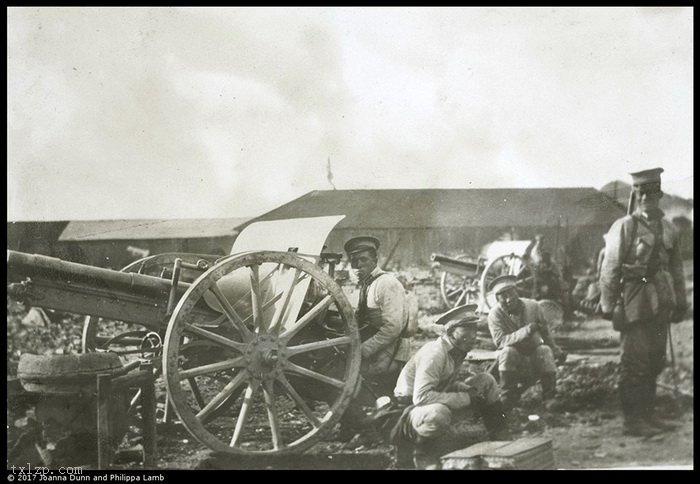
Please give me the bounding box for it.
[599,168,687,437]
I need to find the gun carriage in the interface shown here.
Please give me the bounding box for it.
[432,240,537,312]
[7,217,363,456]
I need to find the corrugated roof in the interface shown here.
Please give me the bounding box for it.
[243,188,624,229]
[59,218,250,241]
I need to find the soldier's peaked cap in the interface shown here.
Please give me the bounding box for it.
[488,275,519,295]
[630,167,664,186]
[443,304,480,333]
[344,236,380,256]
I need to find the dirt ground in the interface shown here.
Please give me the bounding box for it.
[6,269,694,471]
[139,317,693,471]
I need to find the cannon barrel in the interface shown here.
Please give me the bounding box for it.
[430,253,481,277]
[6,250,206,328]
[7,250,176,298]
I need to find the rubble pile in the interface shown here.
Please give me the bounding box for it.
[523,361,620,413]
[6,301,85,376]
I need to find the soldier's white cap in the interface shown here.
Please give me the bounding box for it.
[488,275,519,296]
[630,167,663,193]
[344,236,380,256]
[442,304,480,333]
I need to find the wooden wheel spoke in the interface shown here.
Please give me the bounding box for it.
[249,264,266,331]
[285,362,345,389]
[268,268,303,334]
[209,285,253,340]
[230,380,260,447]
[280,295,334,342]
[262,381,282,450]
[207,314,228,327]
[277,374,320,428]
[183,323,247,353]
[228,264,282,308]
[240,292,282,327]
[179,356,247,380]
[286,336,352,357]
[188,378,206,409]
[195,369,249,421]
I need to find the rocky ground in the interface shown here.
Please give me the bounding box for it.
[6,265,694,470]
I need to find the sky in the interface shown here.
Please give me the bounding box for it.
[7,7,694,221]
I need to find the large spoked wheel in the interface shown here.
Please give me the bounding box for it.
[479,253,535,312]
[163,251,361,455]
[439,254,481,309]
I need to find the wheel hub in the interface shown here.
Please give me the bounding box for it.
[244,334,287,380]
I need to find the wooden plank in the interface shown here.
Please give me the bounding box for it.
[140,363,157,468]
[97,373,113,469]
[489,437,552,457]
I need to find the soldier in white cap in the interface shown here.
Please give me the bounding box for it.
[336,235,409,443]
[599,168,687,437]
[343,235,409,392]
[391,306,509,469]
[486,275,564,410]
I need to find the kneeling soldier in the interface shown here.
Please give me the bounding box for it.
[392,306,509,469]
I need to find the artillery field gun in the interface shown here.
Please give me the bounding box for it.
[432,241,537,311]
[7,216,364,459]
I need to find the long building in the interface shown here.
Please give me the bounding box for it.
[56,218,250,268]
[237,188,626,271]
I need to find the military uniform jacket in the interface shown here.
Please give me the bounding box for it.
[393,335,472,409]
[487,298,556,354]
[599,212,686,321]
[357,267,406,375]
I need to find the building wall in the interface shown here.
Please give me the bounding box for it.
[58,236,234,268]
[7,222,69,256]
[324,224,613,273]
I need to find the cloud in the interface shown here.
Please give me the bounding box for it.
[7,7,693,221]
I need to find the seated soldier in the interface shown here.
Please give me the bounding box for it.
[337,235,409,444]
[487,275,564,410]
[391,306,510,469]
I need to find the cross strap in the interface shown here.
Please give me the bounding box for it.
[358,271,387,312]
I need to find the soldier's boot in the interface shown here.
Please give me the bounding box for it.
[540,372,558,411]
[540,373,557,401]
[499,371,522,412]
[337,402,370,442]
[412,436,441,470]
[620,382,662,438]
[644,378,679,432]
[623,419,663,437]
[393,435,416,469]
[479,400,512,441]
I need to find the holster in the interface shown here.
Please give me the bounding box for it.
[611,299,628,331]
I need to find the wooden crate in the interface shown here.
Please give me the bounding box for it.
[441,437,555,470]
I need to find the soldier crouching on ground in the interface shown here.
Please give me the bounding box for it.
[390,307,510,469]
[598,167,687,437]
[487,275,565,411]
